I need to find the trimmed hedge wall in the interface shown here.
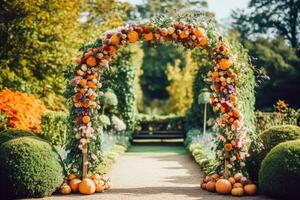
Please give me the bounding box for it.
[247,125,300,181]
[0,129,35,144]
[259,140,300,198]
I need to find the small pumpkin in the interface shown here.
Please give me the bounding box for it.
[60,183,71,195]
[216,179,232,194]
[244,184,257,196]
[228,177,235,185]
[201,183,206,190]
[68,173,77,181]
[231,187,244,196]
[70,178,81,193]
[234,173,243,182]
[79,178,96,195]
[206,181,216,192]
[104,180,112,190]
[91,173,101,181]
[95,183,104,193]
[233,182,243,188]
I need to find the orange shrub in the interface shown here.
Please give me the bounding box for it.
[0,88,46,134]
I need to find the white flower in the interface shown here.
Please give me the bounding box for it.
[81,64,87,71]
[227,164,233,168]
[240,162,246,167]
[111,115,126,131]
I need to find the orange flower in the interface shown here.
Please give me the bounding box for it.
[86,56,97,67]
[194,28,205,38]
[127,31,139,43]
[224,143,233,152]
[219,58,232,70]
[79,79,87,87]
[144,32,154,41]
[230,95,237,103]
[82,116,90,124]
[110,35,120,45]
[0,88,45,133]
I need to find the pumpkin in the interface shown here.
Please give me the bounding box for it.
[231,187,244,196]
[104,180,112,190]
[79,178,96,195]
[201,183,206,190]
[234,173,243,182]
[244,184,257,196]
[228,177,235,185]
[206,181,216,192]
[216,179,232,194]
[60,183,71,195]
[82,116,90,124]
[210,174,219,180]
[95,183,104,193]
[70,178,81,193]
[127,31,139,43]
[144,32,154,41]
[68,173,77,181]
[110,35,120,45]
[91,173,101,180]
[86,56,97,67]
[233,182,243,188]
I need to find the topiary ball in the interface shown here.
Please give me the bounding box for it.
[0,136,64,198]
[0,129,35,144]
[259,140,300,198]
[247,125,300,181]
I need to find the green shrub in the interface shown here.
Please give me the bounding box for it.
[0,112,8,131]
[0,136,64,198]
[247,125,300,181]
[40,111,68,146]
[259,140,300,198]
[0,129,35,144]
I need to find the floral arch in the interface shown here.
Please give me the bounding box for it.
[65,14,255,180]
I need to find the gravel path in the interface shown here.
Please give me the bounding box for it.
[44,145,274,200]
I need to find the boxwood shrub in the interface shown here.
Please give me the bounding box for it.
[0,136,64,198]
[247,125,300,181]
[259,140,300,198]
[0,129,35,144]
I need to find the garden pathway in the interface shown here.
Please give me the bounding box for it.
[45,144,273,200]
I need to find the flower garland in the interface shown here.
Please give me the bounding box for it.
[68,15,249,179]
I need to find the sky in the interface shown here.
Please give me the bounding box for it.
[120,0,250,22]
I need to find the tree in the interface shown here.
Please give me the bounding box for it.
[232,0,300,56]
[136,0,212,101]
[166,51,197,115]
[244,36,300,109]
[0,0,132,111]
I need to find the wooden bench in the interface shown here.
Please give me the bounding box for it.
[132,130,185,141]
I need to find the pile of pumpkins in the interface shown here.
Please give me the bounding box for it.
[59,173,112,195]
[201,173,257,197]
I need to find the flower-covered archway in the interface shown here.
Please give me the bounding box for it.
[66,14,254,180]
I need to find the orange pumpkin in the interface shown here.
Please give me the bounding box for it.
[228,177,236,185]
[79,178,96,195]
[86,56,97,67]
[233,182,244,188]
[70,178,81,193]
[231,187,244,196]
[144,32,154,41]
[82,116,90,124]
[234,173,243,181]
[91,173,101,180]
[127,31,139,43]
[110,35,120,45]
[60,183,71,195]
[201,183,206,190]
[95,183,104,193]
[68,173,77,181]
[219,58,231,70]
[216,179,232,194]
[244,184,257,196]
[206,181,216,192]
